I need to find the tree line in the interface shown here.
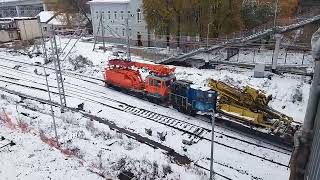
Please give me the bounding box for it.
[44,0,299,44]
[143,0,299,46]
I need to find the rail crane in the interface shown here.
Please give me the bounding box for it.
[104,59,297,146]
[105,59,217,114]
[208,79,296,134]
[105,59,176,101]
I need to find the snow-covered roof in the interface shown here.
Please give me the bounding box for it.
[0,0,43,5]
[37,11,88,26]
[48,14,65,26]
[37,11,56,23]
[0,16,37,24]
[88,0,130,4]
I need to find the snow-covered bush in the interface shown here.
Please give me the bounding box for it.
[85,119,96,133]
[123,139,137,151]
[115,132,123,139]
[69,55,93,70]
[61,111,78,125]
[292,85,303,103]
[162,164,173,177]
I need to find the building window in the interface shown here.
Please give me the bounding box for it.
[128,11,131,17]
[121,11,124,20]
[43,27,47,32]
[8,32,13,39]
[108,11,111,19]
[114,11,117,19]
[122,29,125,36]
[137,9,141,23]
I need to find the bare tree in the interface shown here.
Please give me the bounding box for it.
[45,0,92,32]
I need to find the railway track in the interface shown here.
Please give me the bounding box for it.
[0,66,291,168]
[0,85,257,180]
[0,59,296,151]
[0,64,292,150]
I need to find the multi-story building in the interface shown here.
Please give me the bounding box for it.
[0,0,45,18]
[88,0,151,47]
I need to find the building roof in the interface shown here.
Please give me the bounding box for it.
[48,14,66,26]
[37,11,88,27]
[37,11,56,23]
[0,0,43,6]
[0,17,37,21]
[88,0,130,4]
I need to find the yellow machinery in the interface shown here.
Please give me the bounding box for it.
[208,79,293,130]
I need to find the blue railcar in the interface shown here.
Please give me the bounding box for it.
[169,80,217,115]
[188,88,217,113]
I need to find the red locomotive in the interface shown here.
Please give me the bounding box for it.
[105,59,177,102]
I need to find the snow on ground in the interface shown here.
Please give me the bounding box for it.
[0,94,207,180]
[0,36,312,179]
[0,60,291,179]
[44,37,311,122]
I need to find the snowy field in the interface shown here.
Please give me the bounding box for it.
[0,37,312,180]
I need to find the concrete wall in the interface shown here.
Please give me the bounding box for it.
[17,19,41,40]
[0,30,18,42]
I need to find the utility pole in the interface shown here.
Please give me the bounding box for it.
[205,5,213,68]
[50,25,67,113]
[273,0,279,27]
[209,92,218,180]
[271,34,283,73]
[209,109,216,180]
[206,23,212,67]
[37,17,59,144]
[101,13,106,52]
[126,4,131,61]
[289,28,320,180]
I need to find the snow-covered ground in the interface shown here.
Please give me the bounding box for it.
[0,37,312,180]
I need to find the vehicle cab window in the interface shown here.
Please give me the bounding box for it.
[154,80,161,87]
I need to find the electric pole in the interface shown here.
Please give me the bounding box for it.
[126,4,131,61]
[273,0,279,27]
[209,92,218,180]
[37,17,59,144]
[209,109,216,180]
[50,25,67,112]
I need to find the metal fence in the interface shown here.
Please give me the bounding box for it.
[226,48,313,66]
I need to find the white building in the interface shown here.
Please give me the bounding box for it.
[0,0,45,18]
[0,17,41,42]
[88,0,150,47]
